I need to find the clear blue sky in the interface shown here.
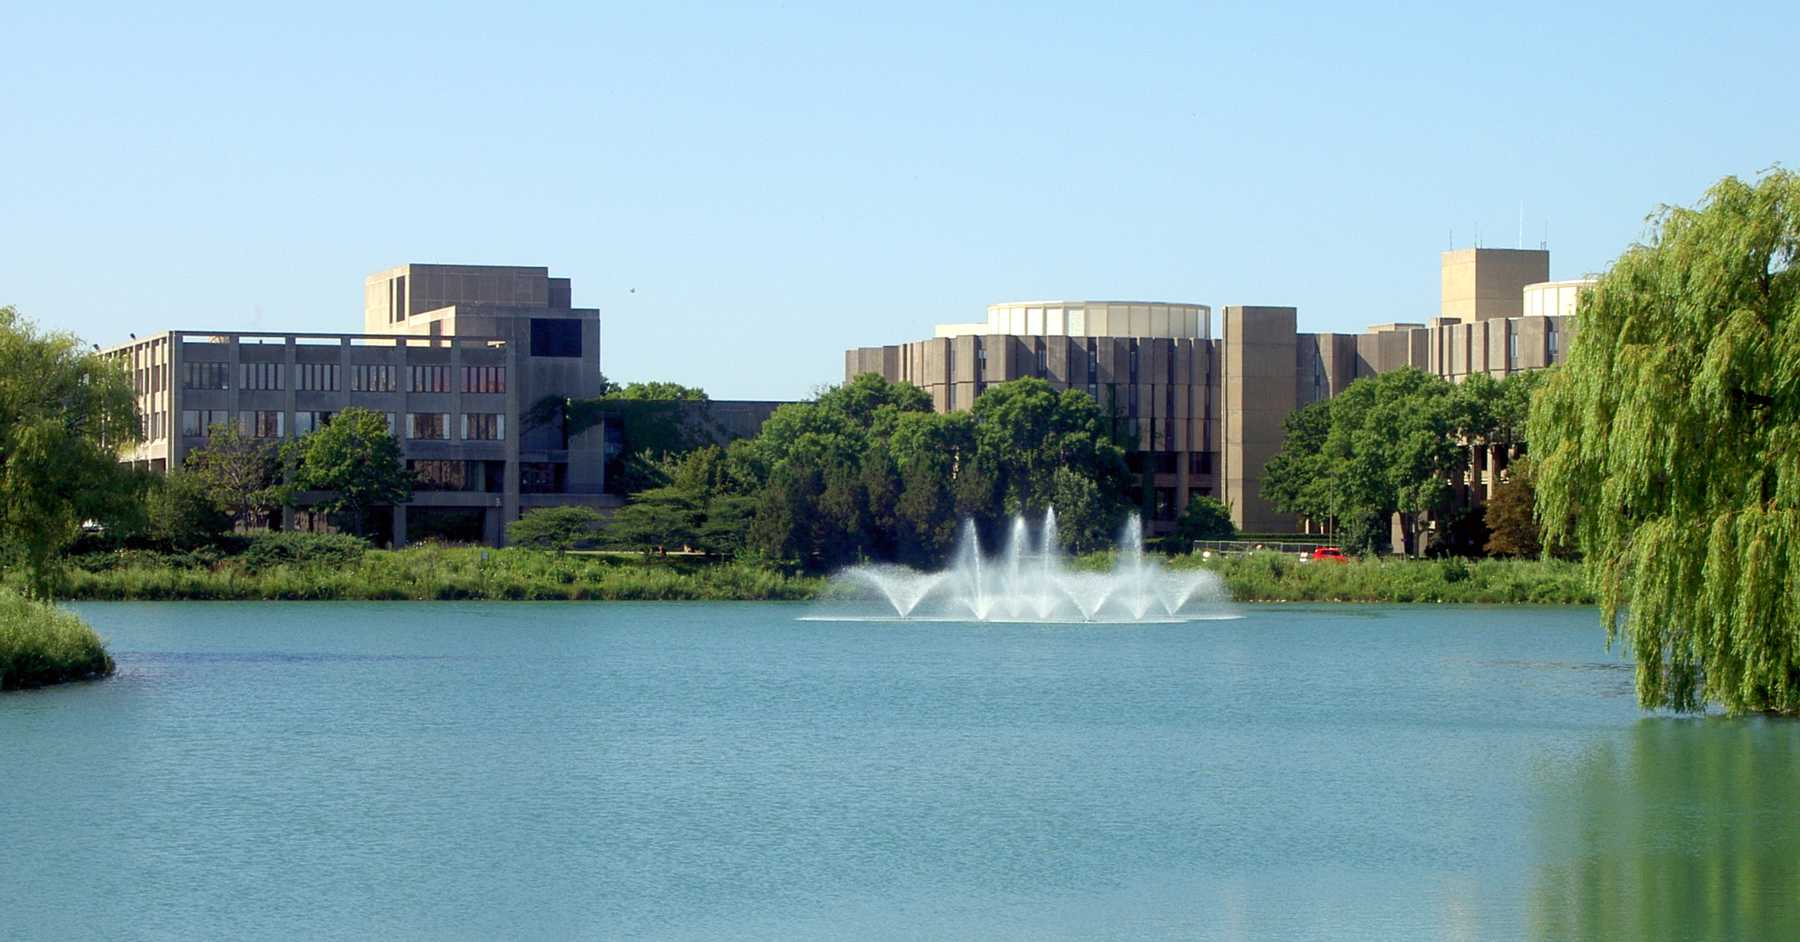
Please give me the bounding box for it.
[4,2,1794,400]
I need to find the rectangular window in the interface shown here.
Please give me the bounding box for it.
[296,363,339,391]
[1548,325,1561,359]
[520,462,558,494]
[461,365,506,393]
[238,410,284,438]
[1508,333,1519,366]
[406,412,450,440]
[409,459,468,491]
[460,413,505,441]
[529,318,582,358]
[350,364,396,393]
[408,365,451,393]
[184,362,231,390]
[294,411,336,435]
[238,362,284,391]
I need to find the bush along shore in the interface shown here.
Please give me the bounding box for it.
[34,533,1594,605]
[1169,552,1594,605]
[0,590,115,690]
[43,534,824,602]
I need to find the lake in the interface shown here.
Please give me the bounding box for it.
[3,602,1796,940]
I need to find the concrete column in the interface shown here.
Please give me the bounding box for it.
[1486,444,1500,500]
[168,333,187,470]
[1221,306,1298,532]
[392,505,408,549]
[282,338,297,450]
[499,342,520,546]
[483,507,502,546]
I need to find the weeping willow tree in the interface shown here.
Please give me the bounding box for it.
[1529,170,1800,714]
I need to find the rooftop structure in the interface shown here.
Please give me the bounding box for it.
[845,254,1594,537]
[104,264,611,547]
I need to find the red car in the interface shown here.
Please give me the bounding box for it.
[1310,546,1349,563]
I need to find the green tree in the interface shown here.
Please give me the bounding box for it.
[281,407,413,538]
[1174,495,1237,544]
[1260,400,1335,526]
[694,494,757,557]
[1048,465,1118,553]
[1530,170,1800,714]
[605,486,703,553]
[146,469,233,549]
[968,378,1127,516]
[507,505,606,552]
[185,421,280,530]
[748,463,823,563]
[1320,369,1462,554]
[605,381,708,401]
[0,307,143,596]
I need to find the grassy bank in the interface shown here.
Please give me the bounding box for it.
[1168,552,1594,604]
[0,591,115,690]
[47,544,825,602]
[40,540,1593,605]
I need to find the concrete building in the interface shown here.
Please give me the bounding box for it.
[846,301,1221,530]
[844,250,1591,536]
[104,264,616,546]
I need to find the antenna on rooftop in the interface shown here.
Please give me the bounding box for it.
[1542,221,1549,251]
[1517,203,1524,249]
[1474,222,1480,249]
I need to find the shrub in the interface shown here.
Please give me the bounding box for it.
[145,470,234,549]
[0,590,114,690]
[230,531,369,572]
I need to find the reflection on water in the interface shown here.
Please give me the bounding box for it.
[1532,718,1800,940]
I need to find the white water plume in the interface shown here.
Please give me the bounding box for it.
[827,511,1228,623]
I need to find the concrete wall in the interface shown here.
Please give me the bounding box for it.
[105,263,617,548]
[1220,306,1297,532]
[1440,248,1550,321]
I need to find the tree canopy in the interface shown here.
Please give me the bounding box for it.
[0,306,144,595]
[185,421,281,529]
[507,505,605,552]
[582,374,1133,569]
[1530,170,1800,714]
[280,407,413,536]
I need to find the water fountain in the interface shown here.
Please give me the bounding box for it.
[829,511,1229,623]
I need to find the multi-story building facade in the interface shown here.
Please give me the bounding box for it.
[846,301,1220,531]
[845,249,1588,535]
[105,264,614,546]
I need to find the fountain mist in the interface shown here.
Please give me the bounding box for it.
[830,512,1227,623]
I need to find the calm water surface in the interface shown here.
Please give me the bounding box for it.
[4,602,1797,940]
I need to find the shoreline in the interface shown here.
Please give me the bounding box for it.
[35,547,1594,606]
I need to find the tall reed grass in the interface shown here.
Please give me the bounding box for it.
[0,590,114,690]
[41,546,825,602]
[29,545,1593,605]
[1168,552,1594,604]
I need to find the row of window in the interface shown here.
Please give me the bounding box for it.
[179,410,506,441]
[404,413,507,441]
[134,365,168,395]
[138,411,169,441]
[181,361,506,393]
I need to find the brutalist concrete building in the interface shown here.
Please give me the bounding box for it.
[845,249,1585,535]
[104,264,615,546]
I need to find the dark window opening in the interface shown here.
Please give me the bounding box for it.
[530,319,582,358]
